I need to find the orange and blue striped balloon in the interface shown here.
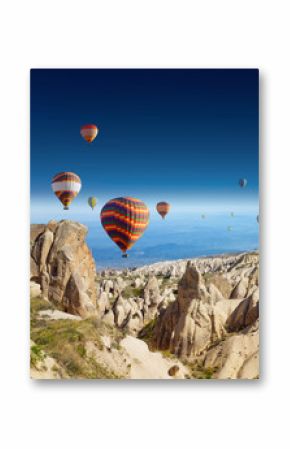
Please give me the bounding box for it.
[100,197,149,257]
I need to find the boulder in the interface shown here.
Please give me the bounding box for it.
[204,323,259,379]
[30,281,41,299]
[30,220,97,318]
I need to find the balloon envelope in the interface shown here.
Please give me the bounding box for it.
[100,197,149,255]
[51,172,81,209]
[239,178,247,188]
[88,196,97,210]
[80,124,98,143]
[156,202,170,219]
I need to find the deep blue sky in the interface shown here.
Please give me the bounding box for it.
[31,69,258,218]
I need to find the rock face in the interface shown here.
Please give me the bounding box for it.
[204,321,259,379]
[153,255,259,379]
[155,263,242,357]
[30,220,97,318]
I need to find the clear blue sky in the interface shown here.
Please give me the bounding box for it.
[31,69,258,219]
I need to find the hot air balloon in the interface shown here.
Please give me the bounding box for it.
[230,212,234,217]
[100,197,149,257]
[239,178,247,188]
[51,172,81,210]
[88,196,97,211]
[156,202,170,219]
[227,226,233,232]
[201,214,206,219]
[80,124,98,143]
[257,214,259,223]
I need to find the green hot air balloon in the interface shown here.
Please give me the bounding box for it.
[88,197,97,211]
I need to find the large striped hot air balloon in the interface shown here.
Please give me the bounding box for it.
[88,196,97,211]
[100,197,150,257]
[51,172,81,210]
[80,124,98,143]
[156,202,170,219]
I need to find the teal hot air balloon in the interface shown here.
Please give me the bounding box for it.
[88,197,97,211]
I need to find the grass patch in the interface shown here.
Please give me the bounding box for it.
[138,317,157,342]
[185,361,218,379]
[30,296,121,379]
[30,344,45,368]
[122,286,143,299]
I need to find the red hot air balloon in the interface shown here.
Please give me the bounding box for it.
[80,124,98,143]
[51,172,81,210]
[156,202,171,219]
[100,197,149,257]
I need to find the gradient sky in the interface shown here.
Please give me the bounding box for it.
[31,69,259,219]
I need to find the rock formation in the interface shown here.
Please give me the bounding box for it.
[152,255,259,378]
[30,220,97,317]
[30,222,259,379]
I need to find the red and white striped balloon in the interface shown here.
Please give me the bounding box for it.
[51,172,81,210]
[80,124,98,143]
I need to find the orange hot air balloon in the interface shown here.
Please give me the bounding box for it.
[156,202,171,219]
[80,124,98,143]
[100,197,150,257]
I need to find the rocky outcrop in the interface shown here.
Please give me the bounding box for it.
[154,263,244,357]
[226,288,259,331]
[204,322,259,379]
[153,256,259,376]
[143,275,161,321]
[30,220,97,318]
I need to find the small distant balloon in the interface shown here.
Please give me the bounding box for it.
[88,197,97,210]
[227,226,233,232]
[156,202,170,219]
[80,124,99,143]
[239,178,247,188]
[51,172,81,210]
[201,214,206,219]
[257,214,259,223]
[230,212,234,217]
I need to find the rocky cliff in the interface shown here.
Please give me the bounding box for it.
[30,220,97,317]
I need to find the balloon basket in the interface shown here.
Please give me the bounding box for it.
[63,206,69,210]
[122,253,128,258]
